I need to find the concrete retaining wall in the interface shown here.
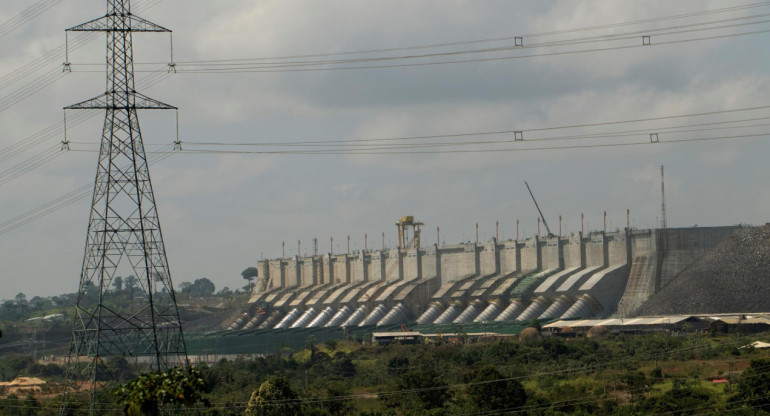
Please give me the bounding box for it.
[439,244,478,282]
[520,239,540,272]
[541,238,561,269]
[479,242,498,276]
[403,249,420,280]
[499,241,519,274]
[249,226,736,325]
[421,247,438,279]
[562,236,583,268]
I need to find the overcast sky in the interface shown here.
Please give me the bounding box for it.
[1,0,769,299]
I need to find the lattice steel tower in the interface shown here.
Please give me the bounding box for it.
[63,0,186,394]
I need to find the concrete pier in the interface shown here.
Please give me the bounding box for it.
[237,226,737,330]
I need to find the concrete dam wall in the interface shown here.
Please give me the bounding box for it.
[230,226,735,331]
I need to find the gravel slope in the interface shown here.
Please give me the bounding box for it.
[635,225,770,316]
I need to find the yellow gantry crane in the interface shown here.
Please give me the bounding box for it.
[396,216,424,250]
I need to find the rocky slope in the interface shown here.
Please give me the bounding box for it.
[636,225,770,316]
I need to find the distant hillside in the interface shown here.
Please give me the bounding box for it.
[636,225,770,316]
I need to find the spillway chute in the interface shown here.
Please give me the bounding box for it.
[378,303,411,326]
[326,306,353,327]
[453,300,484,324]
[359,304,388,326]
[307,307,335,328]
[227,313,248,331]
[493,300,525,322]
[560,294,602,320]
[341,305,367,327]
[273,308,302,329]
[290,307,319,328]
[475,300,505,323]
[433,303,462,324]
[242,311,269,330]
[258,310,284,329]
[516,297,551,322]
[416,302,443,324]
[538,296,572,320]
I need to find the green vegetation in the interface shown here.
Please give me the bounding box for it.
[112,366,209,416]
[0,277,252,356]
[0,331,768,414]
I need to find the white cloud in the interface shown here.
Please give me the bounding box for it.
[1,0,769,297]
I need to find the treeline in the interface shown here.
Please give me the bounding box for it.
[0,276,253,355]
[3,331,770,415]
[0,276,250,323]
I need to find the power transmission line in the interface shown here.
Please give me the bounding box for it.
[0,71,172,191]
[182,106,770,147]
[172,14,770,70]
[174,28,770,74]
[0,146,175,236]
[162,132,768,155]
[0,0,166,116]
[65,4,770,75]
[166,1,770,64]
[0,0,64,40]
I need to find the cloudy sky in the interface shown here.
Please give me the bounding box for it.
[1,0,769,298]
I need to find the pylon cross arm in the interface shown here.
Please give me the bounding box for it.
[67,14,170,32]
[65,92,176,110]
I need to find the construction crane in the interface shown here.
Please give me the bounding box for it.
[525,182,555,238]
[396,216,424,249]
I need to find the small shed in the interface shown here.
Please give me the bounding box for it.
[372,331,423,345]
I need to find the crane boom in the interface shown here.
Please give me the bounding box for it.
[525,181,554,237]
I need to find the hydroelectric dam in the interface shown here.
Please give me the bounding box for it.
[227,220,737,332]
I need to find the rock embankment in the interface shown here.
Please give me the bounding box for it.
[636,225,770,316]
[0,377,47,397]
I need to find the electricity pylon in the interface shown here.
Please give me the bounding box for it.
[62,0,186,404]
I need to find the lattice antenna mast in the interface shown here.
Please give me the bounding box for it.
[660,165,668,229]
[63,0,186,400]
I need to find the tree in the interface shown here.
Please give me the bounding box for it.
[638,379,715,415]
[113,276,123,293]
[28,296,51,311]
[14,293,27,314]
[381,368,451,413]
[124,275,137,299]
[305,381,352,416]
[731,358,770,410]
[193,278,216,297]
[19,395,39,416]
[245,377,301,416]
[179,282,193,297]
[242,267,258,293]
[465,366,526,412]
[528,318,542,332]
[112,366,209,416]
[242,267,258,283]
